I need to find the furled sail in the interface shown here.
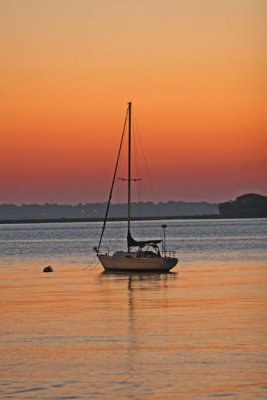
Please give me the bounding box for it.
[127,230,162,248]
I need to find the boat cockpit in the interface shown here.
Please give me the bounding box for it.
[136,244,161,258]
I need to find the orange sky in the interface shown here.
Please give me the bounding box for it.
[0,0,266,204]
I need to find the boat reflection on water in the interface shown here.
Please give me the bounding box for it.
[100,270,178,290]
[97,269,180,396]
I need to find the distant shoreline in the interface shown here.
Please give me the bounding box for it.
[0,215,265,224]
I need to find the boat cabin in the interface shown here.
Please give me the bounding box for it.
[112,244,161,259]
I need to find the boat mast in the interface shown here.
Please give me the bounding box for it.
[95,106,128,253]
[127,101,132,252]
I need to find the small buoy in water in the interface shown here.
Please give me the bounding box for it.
[43,265,53,273]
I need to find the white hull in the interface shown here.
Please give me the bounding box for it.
[98,253,178,272]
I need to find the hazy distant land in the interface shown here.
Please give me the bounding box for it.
[0,194,266,223]
[0,200,218,222]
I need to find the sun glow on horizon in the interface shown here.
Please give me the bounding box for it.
[0,0,266,204]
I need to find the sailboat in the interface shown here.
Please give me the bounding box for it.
[94,102,178,272]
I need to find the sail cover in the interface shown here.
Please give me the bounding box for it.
[127,231,162,248]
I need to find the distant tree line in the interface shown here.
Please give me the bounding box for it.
[2,193,265,221]
[0,201,218,220]
[218,193,267,218]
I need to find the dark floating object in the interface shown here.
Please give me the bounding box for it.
[43,265,53,273]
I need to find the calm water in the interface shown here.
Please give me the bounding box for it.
[1,219,266,399]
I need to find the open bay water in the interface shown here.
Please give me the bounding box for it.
[0,219,266,399]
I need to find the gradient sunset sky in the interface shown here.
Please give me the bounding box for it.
[1,0,266,204]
